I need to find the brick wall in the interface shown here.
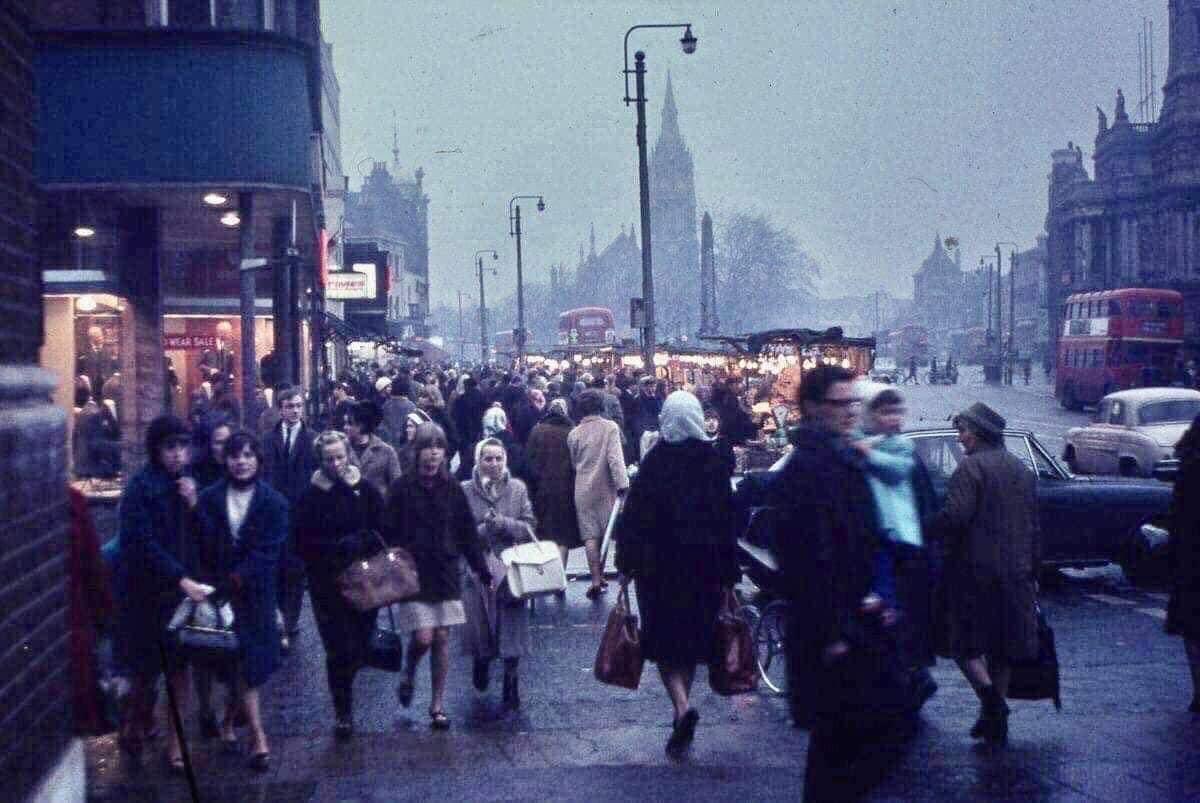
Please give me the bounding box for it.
[0,4,75,800]
[0,0,38,365]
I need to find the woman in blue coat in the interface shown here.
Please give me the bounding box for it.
[193,431,288,772]
[116,415,208,771]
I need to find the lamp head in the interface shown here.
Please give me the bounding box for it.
[491,251,498,260]
[536,197,546,213]
[680,25,697,55]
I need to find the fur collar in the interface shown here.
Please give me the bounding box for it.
[310,464,362,492]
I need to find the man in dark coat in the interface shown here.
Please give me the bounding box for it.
[761,366,908,801]
[261,386,319,645]
[925,402,1040,744]
[77,324,116,395]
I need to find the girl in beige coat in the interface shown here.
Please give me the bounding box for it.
[567,389,629,599]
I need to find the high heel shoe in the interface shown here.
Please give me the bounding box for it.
[248,751,271,772]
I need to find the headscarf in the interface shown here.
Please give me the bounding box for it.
[482,403,509,438]
[547,397,570,420]
[658,390,710,445]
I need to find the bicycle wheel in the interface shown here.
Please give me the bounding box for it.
[754,601,789,695]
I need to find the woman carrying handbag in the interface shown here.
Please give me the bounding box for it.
[461,437,538,711]
[295,430,389,740]
[615,391,739,759]
[192,431,288,772]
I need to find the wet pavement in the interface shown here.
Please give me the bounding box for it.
[84,377,1200,801]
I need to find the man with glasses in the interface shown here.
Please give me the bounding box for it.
[760,366,910,801]
[262,386,319,650]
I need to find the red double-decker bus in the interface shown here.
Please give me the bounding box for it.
[557,307,616,348]
[1056,288,1184,409]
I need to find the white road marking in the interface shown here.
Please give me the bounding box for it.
[1086,593,1136,606]
[1136,607,1167,620]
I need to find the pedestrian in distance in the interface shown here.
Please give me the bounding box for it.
[568,389,630,600]
[480,402,537,494]
[925,402,1040,745]
[525,398,581,575]
[192,431,288,771]
[1166,414,1200,712]
[905,354,919,385]
[261,386,319,650]
[385,423,491,730]
[113,415,202,772]
[344,400,403,501]
[460,438,537,711]
[380,378,417,453]
[615,390,739,759]
[295,430,388,740]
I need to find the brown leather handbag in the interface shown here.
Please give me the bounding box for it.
[593,580,644,690]
[336,533,420,611]
[709,589,759,695]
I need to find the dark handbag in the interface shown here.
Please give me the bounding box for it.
[709,588,759,695]
[336,532,420,612]
[1007,605,1062,709]
[594,580,644,690]
[366,605,405,673]
[167,597,239,666]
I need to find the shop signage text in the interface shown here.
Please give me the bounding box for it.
[327,271,370,300]
[164,334,218,350]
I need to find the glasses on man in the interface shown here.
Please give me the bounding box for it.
[822,398,860,408]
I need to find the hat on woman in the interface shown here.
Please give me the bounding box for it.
[953,402,1006,443]
[481,404,508,438]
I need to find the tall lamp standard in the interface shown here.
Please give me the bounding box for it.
[508,194,546,364]
[475,249,499,363]
[624,22,697,373]
[995,241,1019,385]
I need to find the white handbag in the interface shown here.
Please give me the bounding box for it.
[500,535,567,598]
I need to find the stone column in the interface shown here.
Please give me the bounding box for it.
[117,207,166,470]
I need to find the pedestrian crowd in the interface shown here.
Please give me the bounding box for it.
[69,355,1200,801]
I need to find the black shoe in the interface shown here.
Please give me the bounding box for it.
[396,677,415,708]
[666,709,699,759]
[248,751,270,772]
[334,718,354,741]
[199,711,220,740]
[979,687,1009,744]
[473,659,491,692]
[1190,698,1200,714]
[585,585,604,601]
[503,674,520,711]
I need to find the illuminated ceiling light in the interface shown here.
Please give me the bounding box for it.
[73,226,96,238]
[75,295,97,312]
[220,211,241,227]
[204,192,229,206]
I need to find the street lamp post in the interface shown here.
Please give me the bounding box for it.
[508,195,546,365]
[623,23,697,373]
[475,250,498,364]
[995,241,1019,385]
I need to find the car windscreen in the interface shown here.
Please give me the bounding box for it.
[1137,400,1200,425]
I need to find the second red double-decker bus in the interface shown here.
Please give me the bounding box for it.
[557,307,616,347]
[1056,288,1184,409]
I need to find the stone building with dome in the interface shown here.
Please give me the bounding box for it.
[912,233,967,348]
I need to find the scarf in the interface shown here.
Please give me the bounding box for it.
[658,390,710,445]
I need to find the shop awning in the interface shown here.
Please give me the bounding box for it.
[323,311,365,342]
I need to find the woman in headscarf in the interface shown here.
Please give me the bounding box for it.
[460,438,537,710]
[480,403,536,493]
[615,391,739,759]
[525,398,581,573]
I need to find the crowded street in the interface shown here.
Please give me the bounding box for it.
[10,3,1200,803]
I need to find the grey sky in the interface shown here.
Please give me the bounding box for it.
[323,0,1168,309]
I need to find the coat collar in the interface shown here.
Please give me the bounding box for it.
[207,478,266,535]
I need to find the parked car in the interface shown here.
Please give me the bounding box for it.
[1062,388,1200,477]
[734,428,1173,586]
[909,428,1172,586]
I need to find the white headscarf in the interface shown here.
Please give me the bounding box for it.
[482,403,508,438]
[658,390,710,445]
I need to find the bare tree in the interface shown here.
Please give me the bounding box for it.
[716,212,819,332]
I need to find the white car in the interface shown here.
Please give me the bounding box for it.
[1063,388,1200,477]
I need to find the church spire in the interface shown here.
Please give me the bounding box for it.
[589,222,596,258]
[659,71,682,146]
[391,111,400,172]
[933,232,943,254]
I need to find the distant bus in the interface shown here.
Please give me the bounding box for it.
[1056,288,1184,410]
[492,328,532,358]
[889,324,930,367]
[557,307,616,347]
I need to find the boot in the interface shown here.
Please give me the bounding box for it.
[502,672,520,711]
[473,659,491,692]
[978,685,1009,744]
